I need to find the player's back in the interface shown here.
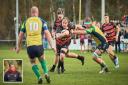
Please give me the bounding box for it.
[25,17,43,46]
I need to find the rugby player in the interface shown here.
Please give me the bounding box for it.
[16,6,56,84]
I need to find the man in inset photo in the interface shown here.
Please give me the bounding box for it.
[4,60,22,83]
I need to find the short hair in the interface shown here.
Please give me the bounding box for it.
[31,6,38,13]
[62,17,70,23]
[83,17,92,25]
[57,8,64,15]
[104,13,109,16]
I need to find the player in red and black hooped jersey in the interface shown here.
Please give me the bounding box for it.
[101,21,116,45]
[50,9,84,73]
[55,17,84,74]
[101,14,120,68]
[50,8,65,72]
[52,8,64,34]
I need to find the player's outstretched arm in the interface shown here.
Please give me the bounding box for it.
[71,30,87,35]
[44,30,56,53]
[75,25,85,30]
[16,32,24,53]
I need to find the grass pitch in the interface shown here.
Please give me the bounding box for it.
[0,48,128,85]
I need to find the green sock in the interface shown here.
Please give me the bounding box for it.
[32,65,41,79]
[40,60,48,74]
[100,62,107,68]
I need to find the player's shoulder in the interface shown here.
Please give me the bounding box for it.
[26,17,39,22]
[38,17,47,23]
[90,25,96,29]
[109,22,117,27]
[102,23,108,27]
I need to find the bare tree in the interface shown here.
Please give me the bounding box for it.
[85,0,91,17]
[73,0,76,23]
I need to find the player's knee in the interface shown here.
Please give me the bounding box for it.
[60,50,67,55]
[60,52,65,57]
[56,52,60,57]
[30,59,36,64]
[109,53,115,58]
[92,52,100,59]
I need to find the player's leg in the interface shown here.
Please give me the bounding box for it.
[38,55,50,83]
[80,43,83,52]
[49,54,59,72]
[57,48,67,74]
[88,40,92,52]
[92,49,109,73]
[83,40,86,52]
[115,42,118,53]
[66,52,85,65]
[83,44,86,52]
[118,42,121,52]
[80,40,84,52]
[107,45,119,68]
[37,45,50,83]
[49,45,60,72]
[30,58,43,84]
[27,46,42,84]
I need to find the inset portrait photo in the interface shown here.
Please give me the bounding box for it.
[3,59,23,83]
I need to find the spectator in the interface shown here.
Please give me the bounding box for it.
[124,28,128,52]
[79,34,86,52]
[126,15,128,27]
[87,34,92,52]
[122,15,126,25]
[115,23,121,53]
[4,64,22,82]
[124,28,128,39]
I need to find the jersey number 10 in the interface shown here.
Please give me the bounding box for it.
[29,22,39,31]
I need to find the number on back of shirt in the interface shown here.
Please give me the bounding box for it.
[29,22,39,31]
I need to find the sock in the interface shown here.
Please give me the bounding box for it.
[40,60,48,74]
[60,61,64,70]
[113,55,119,65]
[32,65,41,79]
[77,55,82,60]
[57,60,61,69]
[100,62,107,68]
[52,65,56,68]
[93,57,107,68]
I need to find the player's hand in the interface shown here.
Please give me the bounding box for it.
[52,47,56,54]
[16,47,20,54]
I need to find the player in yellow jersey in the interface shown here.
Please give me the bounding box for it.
[71,18,117,73]
[16,6,56,84]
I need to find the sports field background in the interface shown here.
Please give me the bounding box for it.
[0,46,128,85]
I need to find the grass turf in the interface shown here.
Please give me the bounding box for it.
[0,49,128,85]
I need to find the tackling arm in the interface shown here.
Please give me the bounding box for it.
[75,24,85,30]
[72,29,87,35]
